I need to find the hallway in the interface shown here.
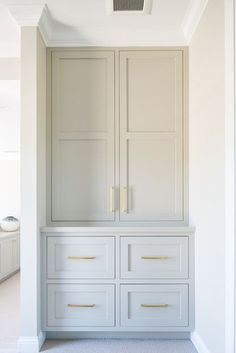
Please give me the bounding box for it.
[0,272,20,353]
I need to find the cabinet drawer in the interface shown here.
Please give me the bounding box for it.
[121,284,188,327]
[47,237,115,279]
[47,284,115,327]
[120,237,188,279]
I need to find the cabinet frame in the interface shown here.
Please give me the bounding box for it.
[46,47,189,226]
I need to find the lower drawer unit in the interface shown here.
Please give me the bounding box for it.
[42,229,194,332]
[121,284,189,327]
[47,284,115,327]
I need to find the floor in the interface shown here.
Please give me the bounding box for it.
[0,272,20,353]
[0,273,198,353]
[42,339,198,353]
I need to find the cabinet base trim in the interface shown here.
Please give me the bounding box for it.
[46,331,190,340]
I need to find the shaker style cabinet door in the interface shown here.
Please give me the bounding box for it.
[51,51,115,221]
[119,50,184,221]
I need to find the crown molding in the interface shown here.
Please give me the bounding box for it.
[44,28,186,47]
[38,6,54,46]
[182,0,209,44]
[7,4,45,26]
[7,4,53,46]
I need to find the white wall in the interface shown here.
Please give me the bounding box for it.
[189,0,225,352]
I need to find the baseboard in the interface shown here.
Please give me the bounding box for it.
[17,331,46,353]
[46,331,190,340]
[191,331,211,353]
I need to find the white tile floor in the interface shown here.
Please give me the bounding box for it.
[0,272,20,353]
[0,273,198,353]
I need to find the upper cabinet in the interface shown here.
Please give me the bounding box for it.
[51,51,115,221]
[119,50,184,221]
[49,49,187,224]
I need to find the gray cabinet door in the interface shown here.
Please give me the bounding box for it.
[119,50,184,221]
[51,51,115,221]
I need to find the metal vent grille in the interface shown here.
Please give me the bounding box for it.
[113,0,144,11]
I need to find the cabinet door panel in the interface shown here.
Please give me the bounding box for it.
[120,50,184,221]
[51,51,115,222]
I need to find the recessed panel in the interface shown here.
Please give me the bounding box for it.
[55,58,108,132]
[123,137,182,220]
[52,139,113,221]
[120,237,189,279]
[125,54,182,132]
[47,284,115,327]
[121,284,188,327]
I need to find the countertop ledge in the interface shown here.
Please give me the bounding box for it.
[40,226,195,235]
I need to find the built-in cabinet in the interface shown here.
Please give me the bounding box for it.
[0,232,20,282]
[49,48,187,224]
[43,48,193,335]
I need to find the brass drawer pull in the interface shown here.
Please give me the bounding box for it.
[67,256,96,260]
[141,304,169,308]
[67,304,95,308]
[141,256,169,260]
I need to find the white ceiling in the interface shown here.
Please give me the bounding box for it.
[0,0,208,56]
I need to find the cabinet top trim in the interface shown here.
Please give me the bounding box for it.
[40,226,195,235]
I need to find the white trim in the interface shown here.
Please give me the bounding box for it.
[182,0,209,43]
[6,4,45,26]
[225,1,236,353]
[17,331,45,353]
[191,331,211,353]
[38,6,53,47]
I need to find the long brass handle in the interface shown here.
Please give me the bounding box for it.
[121,187,128,213]
[109,187,115,212]
[67,304,95,308]
[141,304,169,308]
[141,256,169,260]
[67,256,96,260]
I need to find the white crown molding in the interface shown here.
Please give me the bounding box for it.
[7,4,53,46]
[38,6,54,46]
[7,4,45,26]
[182,0,209,44]
[44,27,186,47]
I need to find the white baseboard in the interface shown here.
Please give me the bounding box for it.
[191,331,210,353]
[17,331,46,353]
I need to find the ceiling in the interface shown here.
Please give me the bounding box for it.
[0,0,208,56]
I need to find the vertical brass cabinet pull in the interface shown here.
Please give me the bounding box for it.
[141,304,169,308]
[109,187,115,213]
[121,187,128,213]
[67,304,95,308]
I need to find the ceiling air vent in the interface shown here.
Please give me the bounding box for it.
[106,0,152,14]
[113,0,144,11]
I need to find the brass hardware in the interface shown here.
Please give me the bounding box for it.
[141,256,169,260]
[141,304,169,308]
[67,304,95,308]
[67,256,96,260]
[121,187,128,213]
[109,187,115,212]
